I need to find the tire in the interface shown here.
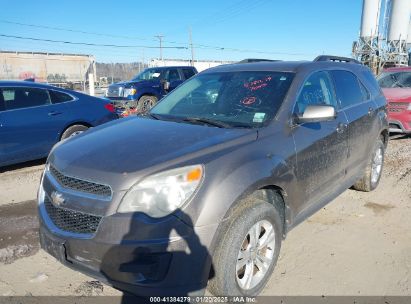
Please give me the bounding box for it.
[136,95,157,113]
[352,139,385,192]
[61,125,89,140]
[208,196,283,296]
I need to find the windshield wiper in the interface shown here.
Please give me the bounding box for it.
[393,81,404,88]
[182,117,232,128]
[144,113,162,120]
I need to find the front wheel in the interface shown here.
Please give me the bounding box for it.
[208,199,282,296]
[136,95,157,113]
[352,139,385,192]
[61,124,89,140]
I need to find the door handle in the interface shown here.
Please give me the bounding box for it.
[48,111,62,116]
[336,123,347,134]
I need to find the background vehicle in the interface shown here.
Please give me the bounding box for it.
[0,81,117,167]
[378,67,411,134]
[38,56,388,297]
[106,66,197,113]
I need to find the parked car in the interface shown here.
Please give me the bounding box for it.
[106,66,198,113]
[38,56,388,297]
[0,81,118,167]
[378,66,411,134]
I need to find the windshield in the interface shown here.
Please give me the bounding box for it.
[132,68,162,81]
[150,71,294,128]
[377,71,411,88]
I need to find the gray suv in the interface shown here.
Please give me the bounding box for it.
[38,56,388,297]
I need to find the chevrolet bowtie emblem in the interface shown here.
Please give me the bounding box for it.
[51,191,65,207]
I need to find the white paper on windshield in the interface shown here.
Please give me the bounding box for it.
[253,113,266,123]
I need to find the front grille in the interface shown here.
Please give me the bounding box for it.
[389,102,409,107]
[389,108,404,112]
[107,86,123,97]
[44,197,101,234]
[49,165,112,197]
[388,102,408,113]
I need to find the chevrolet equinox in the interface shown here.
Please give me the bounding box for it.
[38,56,389,297]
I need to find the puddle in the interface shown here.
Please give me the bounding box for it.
[364,202,394,215]
[0,200,40,263]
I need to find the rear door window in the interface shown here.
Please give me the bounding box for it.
[359,80,371,101]
[165,69,182,82]
[49,90,74,103]
[330,70,364,108]
[1,87,51,110]
[295,71,337,114]
[0,89,4,111]
[362,70,382,96]
[182,68,196,79]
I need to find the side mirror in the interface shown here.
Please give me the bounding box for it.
[295,104,336,124]
[162,81,170,91]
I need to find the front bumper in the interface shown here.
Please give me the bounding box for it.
[388,117,411,134]
[388,107,411,133]
[107,97,138,105]
[38,169,213,296]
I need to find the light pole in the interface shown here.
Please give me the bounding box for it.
[189,27,194,66]
[155,35,164,64]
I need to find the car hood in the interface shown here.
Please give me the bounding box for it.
[382,88,411,102]
[49,117,257,191]
[110,80,155,88]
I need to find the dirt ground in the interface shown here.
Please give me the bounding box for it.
[0,135,410,297]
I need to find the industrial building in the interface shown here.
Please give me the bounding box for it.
[149,58,235,72]
[353,0,411,74]
[0,51,96,89]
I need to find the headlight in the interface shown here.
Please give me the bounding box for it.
[118,165,203,217]
[123,88,137,97]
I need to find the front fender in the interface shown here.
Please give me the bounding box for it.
[172,153,296,254]
[134,86,161,100]
[187,153,296,228]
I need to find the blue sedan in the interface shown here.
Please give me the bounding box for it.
[0,81,118,166]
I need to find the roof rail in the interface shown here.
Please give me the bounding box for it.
[238,58,280,63]
[314,55,361,64]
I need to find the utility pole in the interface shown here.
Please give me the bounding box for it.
[111,62,114,84]
[155,35,164,64]
[189,27,195,66]
[142,48,145,69]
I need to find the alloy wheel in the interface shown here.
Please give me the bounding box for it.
[371,146,383,184]
[236,220,276,290]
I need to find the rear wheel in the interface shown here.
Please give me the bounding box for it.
[61,125,89,140]
[352,139,385,192]
[208,197,283,296]
[136,95,157,113]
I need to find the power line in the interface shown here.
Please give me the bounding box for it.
[0,33,317,57]
[163,0,250,36]
[195,0,266,31]
[0,20,161,43]
[0,35,189,64]
[0,19,316,57]
[0,34,188,49]
[0,19,189,47]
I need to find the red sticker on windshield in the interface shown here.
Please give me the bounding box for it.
[242,96,257,105]
[244,76,272,91]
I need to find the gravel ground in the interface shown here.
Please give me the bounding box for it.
[0,135,410,297]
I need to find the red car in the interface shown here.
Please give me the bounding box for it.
[378,67,411,134]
